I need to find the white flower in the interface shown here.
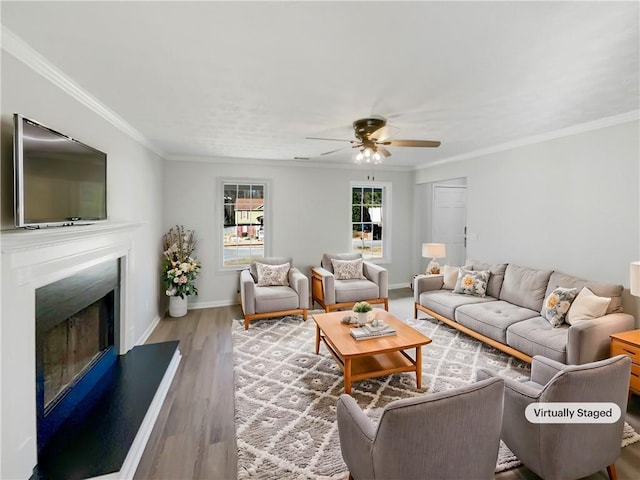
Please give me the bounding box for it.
[180,262,189,271]
[165,287,177,296]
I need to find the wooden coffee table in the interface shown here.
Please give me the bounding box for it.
[312,310,432,394]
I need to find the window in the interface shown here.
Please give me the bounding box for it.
[351,182,391,261]
[222,182,267,267]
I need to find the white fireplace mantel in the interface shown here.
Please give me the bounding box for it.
[1,221,143,479]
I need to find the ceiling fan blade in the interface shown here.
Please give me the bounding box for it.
[383,139,441,148]
[377,145,392,158]
[320,145,353,156]
[306,136,352,142]
[370,125,392,142]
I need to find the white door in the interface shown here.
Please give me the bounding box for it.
[432,185,467,267]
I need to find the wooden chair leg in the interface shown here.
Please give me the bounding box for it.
[347,474,354,480]
[244,317,249,330]
[607,463,617,480]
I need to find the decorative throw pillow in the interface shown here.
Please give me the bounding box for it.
[331,258,365,280]
[541,287,578,328]
[443,265,459,290]
[256,262,290,287]
[452,268,490,297]
[566,287,611,325]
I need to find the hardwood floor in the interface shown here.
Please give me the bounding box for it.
[135,289,640,480]
[134,306,238,480]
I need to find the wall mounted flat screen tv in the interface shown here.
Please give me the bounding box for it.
[14,114,107,228]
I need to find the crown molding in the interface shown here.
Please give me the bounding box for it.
[416,110,640,171]
[164,154,415,172]
[1,25,165,158]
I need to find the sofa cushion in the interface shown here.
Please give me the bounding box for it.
[254,286,299,313]
[452,268,490,297]
[322,253,361,274]
[334,279,378,303]
[442,265,459,290]
[331,258,366,280]
[250,257,292,281]
[566,287,611,325]
[506,317,568,362]
[256,262,290,287]
[466,260,508,298]
[455,301,540,343]
[544,271,623,315]
[499,264,553,312]
[541,286,578,327]
[419,290,496,320]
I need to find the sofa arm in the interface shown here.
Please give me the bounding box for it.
[413,274,444,303]
[567,313,635,364]
[311,267,335,306]
[336,394,376,480]
[363,261,388,298]
[240,269,256,315]
[289,268,309,309]
[530,355,566,385]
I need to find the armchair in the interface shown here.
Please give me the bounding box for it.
[336,377,505,480]
[311,253,388,313]
[239,257,309,330]
[479,355,631,480]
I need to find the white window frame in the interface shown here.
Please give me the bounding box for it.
[349,181,392,263]
[219,178,271,270]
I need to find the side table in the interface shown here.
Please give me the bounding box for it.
[610,329,640,396]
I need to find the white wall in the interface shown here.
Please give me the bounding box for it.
[162,159,416,308]
[0,54,166,345]
[415,120,640,322]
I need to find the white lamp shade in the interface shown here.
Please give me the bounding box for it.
[631,261,640,297]
[422,243,446,259]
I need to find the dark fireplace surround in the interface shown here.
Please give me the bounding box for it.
[35,260,120,454]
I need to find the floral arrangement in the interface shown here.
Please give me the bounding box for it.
[162,225,201,299]
[353,301,373,313]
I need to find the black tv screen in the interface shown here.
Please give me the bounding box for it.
[14,114,107,228]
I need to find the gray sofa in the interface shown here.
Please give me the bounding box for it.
[414,261,635,364]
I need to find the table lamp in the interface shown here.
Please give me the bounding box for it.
[631,261,640,297]
[422,243,446,275]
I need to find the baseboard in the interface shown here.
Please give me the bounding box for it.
[188,299,239,309]
[135,314,161,346]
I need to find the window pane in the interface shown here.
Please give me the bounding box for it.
[352,188,363,205]
[363,188,374,205]
[373,188,382,206]
[352,206,361,223]
[252,185,264,199]
[238,184,251,199]
[224,185,237,203]
[224,205,235,227]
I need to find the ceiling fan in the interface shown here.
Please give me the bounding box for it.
[307,116,440,164]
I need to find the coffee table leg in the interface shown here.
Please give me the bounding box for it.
[344,358,352,394]
[416,346,422,389]
[315,324,320,354]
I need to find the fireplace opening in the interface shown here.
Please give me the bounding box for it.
[35,260,120,453]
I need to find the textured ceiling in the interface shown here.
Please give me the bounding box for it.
[2,1,639,168]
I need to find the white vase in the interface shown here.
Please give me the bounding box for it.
[357,312,368,325]
[169,295,188,317]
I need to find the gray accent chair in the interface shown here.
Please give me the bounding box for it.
[479,355,632,480]
[336,377,505,480]
[311,253,388,313]
[239,257,309,330]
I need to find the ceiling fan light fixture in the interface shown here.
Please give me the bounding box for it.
[354,145,384,165]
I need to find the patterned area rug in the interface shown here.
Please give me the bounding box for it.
[232,314,640,479]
